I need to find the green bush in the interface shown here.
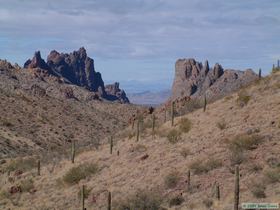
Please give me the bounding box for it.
[63,163,98,185]
[164,171,180,189]
[189,158,222,175]
[179,118,191,133]
[166,129,181,144]
[236,90,251,107]
[114,189,162,210]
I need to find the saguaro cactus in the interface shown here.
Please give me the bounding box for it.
[110,136,113,155]
[152,114,155,139]
[164,109,167,123]
[203,94,207,112]
[187,170,191,191]
[258,68,262,79]
[278,59,280,68]
[136,117,140,142]
[234,165,240,210]
[108,191,112,210]
[171,101,175,126]
[215,183,220,200]
[81,185,85,210]
[132,118,135,129]
[71,140,76,164]
[37,160,40,176]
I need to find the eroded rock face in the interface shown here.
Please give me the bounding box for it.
[105,82,130,103]
[171,58,258,100]
[24,51,50,71]
[23,48,129,103]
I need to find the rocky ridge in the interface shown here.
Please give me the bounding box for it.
[171,58,258,100]
[24,48,129,103]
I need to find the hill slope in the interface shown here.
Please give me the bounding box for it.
[0,71,279,209]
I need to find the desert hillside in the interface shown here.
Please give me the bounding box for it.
[0,70,279,210]
[0,59,144,158]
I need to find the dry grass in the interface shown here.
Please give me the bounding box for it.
[164,171,180,189]
[63,163,98,185]
[263,168,280,184]
[216,119,226,130]
[178,117,191,133]
[248,180,266,198]
[5,157,37,173]
[114,189,162,210]
[236,90,251,107]
[166,129,182,144]
[189,158,222,175]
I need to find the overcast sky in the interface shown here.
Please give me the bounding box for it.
[0,0,279,92]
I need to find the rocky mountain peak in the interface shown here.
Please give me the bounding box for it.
[171,58,258,100]
[23,48,129,103]
[24,51,50,70]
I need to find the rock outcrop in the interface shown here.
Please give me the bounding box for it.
[171,58,258,100]
[23,48,129,103]
[105,82,129,103]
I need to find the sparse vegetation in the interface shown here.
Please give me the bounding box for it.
[78,186,91,199]
[178,118,191,133]
[249,180,266,198]
[216,119,226,130]
[203,198,213,208]
[63,163,98,185]
[114,189,162,210]
[189,158,222,175]
[236,90,251,107]
[180,147,191,158]
[228,134,263,152]
[263,168,280,184]
[20,178,34,193]
[166,129,181,144]
[164,171,180,189]
[169,195,184,207]
[5,157,37,173]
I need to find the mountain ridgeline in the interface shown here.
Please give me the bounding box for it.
[171,58,258,101]
[24,48,129,103]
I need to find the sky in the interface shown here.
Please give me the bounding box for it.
[0,0,279,93]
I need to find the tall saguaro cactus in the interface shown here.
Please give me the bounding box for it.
[108,191,112,210]
[152,114,155,139]
[71,140,76,164]
[164,109,167,123]
[258,68,262,79]
[171,101,175,126]
[278,59,280,68]
[110,136,113,155]
[81,185,85,210]
[234,165,240,210]
[215,183,220,200]
[203,94,207,112]
[37,160,41,176]
[136,117,140,142]
[187,170,191,191]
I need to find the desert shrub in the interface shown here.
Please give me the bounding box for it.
[164,171,180,189]
[129,144,147,153]
[189,158,222,175]
[272,66,280,74]
[77,186,91,199]
[63,163,98,185]
[263,168,280,184]
[228,134,263,152]
[169,195,184,207]
[203,198,213,208]
[20,178,34,193]
[180,147,191,158]
[166,129,181,144]
[5,157,37,173]
[248,163,263,173]
[266,157,280,168]
[179,118,191,133]
[216,119,226,130]
[114,189,162,210]
[2,119,14,127]
[185,99,203,113]
[236,90,251,107]
[249,181,266,198]
[229,150,246,165]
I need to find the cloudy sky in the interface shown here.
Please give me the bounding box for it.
[0,0,279,92]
